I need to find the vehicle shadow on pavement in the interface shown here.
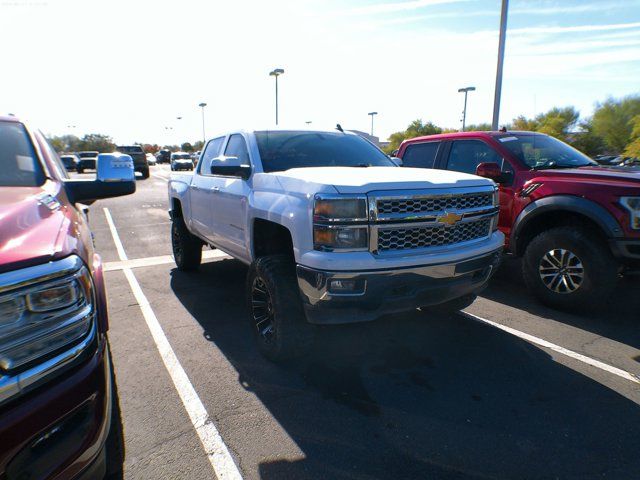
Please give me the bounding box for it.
[484,257,640,349]
[171,259,640,480]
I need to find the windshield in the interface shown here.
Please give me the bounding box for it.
[79,151,98,158]
[255,131,395,172]
[498,134,597,169]
[0,122,45,187]
[118,146,143,154]
[173,154,191,160]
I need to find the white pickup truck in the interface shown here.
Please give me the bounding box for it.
[168,128,504,360]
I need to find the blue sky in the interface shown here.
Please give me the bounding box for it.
[2,0,639,143]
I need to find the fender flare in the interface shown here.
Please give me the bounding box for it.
[512,195,623,255]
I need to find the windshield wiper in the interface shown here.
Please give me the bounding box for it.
[531,163,589,170]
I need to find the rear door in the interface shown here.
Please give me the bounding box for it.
[189,136,225,239]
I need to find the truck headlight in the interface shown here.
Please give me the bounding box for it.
[314,196,367,222]
[314,225,368,251]
[620,197,640,230]
[0,257,94,371]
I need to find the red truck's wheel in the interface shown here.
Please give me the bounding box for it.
[171,217,202,271]
[246,255,315,361]
[522,226,618,310]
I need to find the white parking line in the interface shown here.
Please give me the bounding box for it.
[461,311,640,386]
[104,250,229,272]
[103,208,243,480]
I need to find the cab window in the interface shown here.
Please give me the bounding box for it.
[198,136,225,175]
[447,140,502,175]
[402,142,440,168]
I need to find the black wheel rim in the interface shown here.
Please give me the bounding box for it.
[172,225,183,265]
[251,277,275,342]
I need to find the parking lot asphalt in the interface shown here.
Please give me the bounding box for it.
[80,164,640,479]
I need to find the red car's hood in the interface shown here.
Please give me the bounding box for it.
[0,186,69,273]
[535,166,640,188]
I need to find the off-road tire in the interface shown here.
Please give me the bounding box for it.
[522,226,618,311]
[171,216,202,271]
[422,293,477,314]
[246,255,315,362]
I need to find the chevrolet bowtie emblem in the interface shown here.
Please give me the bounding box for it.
[436,212,463,226]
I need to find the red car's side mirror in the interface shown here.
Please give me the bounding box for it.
[476,162,506,183]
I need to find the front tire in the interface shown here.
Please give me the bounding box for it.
[522,226,618,311]
[246,255,314,362]
[171,216,202,271]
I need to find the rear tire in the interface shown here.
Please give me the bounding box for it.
[171,216,202,271]
[246,255,314,362]
[522,226,618,311]
[140,167,150,179]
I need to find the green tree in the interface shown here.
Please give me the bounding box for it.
[569,120,605,157]
[193,140,204,151]
[78,134,115,152]
[385,119,442,153]
[47,134,81,153]
[592,95,640,153]
[181,142,194,152]
[511,107,579,141]
[623,115,640,158]
[464,123,492,131]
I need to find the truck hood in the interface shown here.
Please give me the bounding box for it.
[534,165,640,188]
[273,166,491,194]
[0,187,68,273]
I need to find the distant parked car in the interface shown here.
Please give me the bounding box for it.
[116,145,149,179]
[170,152,193,171]
[76,151,99,173]
[156,149,171,164]
[146,152,157,165]
[59,153,80,170]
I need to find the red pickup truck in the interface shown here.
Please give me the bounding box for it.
[0,115,134,479]
[398,131,640,310]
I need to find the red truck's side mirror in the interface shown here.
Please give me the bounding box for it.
[476,162,506,184]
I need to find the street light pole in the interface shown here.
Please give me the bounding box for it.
[368,112,378,137]
[269,68,284,125]
[457,87,476,132]
[492,0,509,130]
[198,103,207,144]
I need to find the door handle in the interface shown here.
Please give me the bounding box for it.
[211,186,220,193]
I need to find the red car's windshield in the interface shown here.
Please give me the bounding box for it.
[0,122,45,187]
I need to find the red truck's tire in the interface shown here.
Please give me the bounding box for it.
[522,226,618,311]
[171,217,202,271]
[246,255,315,362]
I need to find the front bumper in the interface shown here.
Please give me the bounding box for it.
[297,249,502,324]
[609,238,640,261]
[0,334,112,480]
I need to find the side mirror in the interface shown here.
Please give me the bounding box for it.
[65,153,136,204]
[389,156,403,166]
[476,162,507,183]
[210,156,251,179]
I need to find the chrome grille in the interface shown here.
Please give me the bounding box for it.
[377,193,493,215]
[377,219,491,252]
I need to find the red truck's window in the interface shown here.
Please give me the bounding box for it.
[0,122,45,187]
[447,140,502,175]
[402,142,440,168]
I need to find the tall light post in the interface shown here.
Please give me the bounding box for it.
[269,68,284,125]
[198,103,207,144]
[492,0,509,130]
[368,112,378,137]
[457,87,476,132]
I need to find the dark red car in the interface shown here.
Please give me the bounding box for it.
[398,131,640,310]
[0,115,134,478]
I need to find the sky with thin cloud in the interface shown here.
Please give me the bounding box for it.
[2,0,639,144]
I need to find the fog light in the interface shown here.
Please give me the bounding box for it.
[328,279,365,295]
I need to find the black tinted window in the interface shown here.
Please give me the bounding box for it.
[402,142,439,168]
[118,146,143,154]
[224,134,250,164]
[0,122,45,187]
[447,140,502,175]
[198,137,225,174]
[255,131,394,172]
